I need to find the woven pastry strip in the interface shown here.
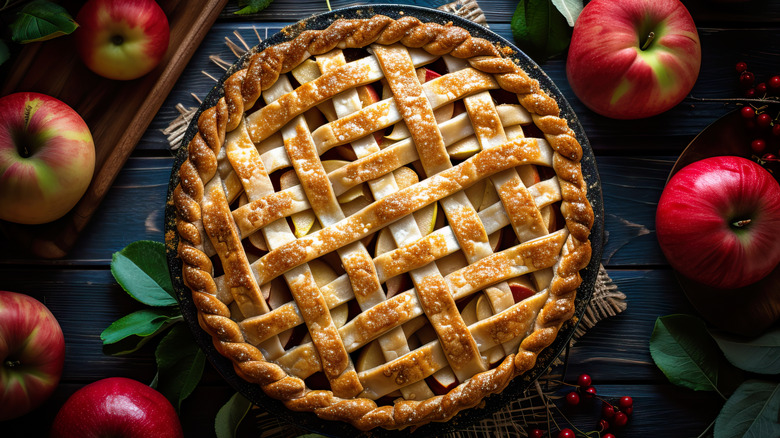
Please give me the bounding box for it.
[173,15,593,431]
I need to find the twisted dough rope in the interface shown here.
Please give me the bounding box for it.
[173,14,594,431]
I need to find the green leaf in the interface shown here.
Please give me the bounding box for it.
[235,0,275,15]
[550,0,583,27]
[154,324,205,410]
[511,0,572,60]
[0,40,9,66]
[10,0,78,44]
[101,308,181,345]
[649,314,742,399]
[111,240,177,306]
[714,380,780,438]
[711,327,780,375]
[215,393,252,438]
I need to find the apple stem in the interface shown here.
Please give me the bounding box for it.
[4,359,21,368]
[111,35,124,46]
[732,219,752,228]
[641,32,656,50]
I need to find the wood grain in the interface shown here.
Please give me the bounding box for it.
[0,0,228,259]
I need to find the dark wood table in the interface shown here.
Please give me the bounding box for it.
[2,0,778,436]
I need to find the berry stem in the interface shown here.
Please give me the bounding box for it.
[687,95,780,105]
[732,219,751,228]
[641,31,655,50]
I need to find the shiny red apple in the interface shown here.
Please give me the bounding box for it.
[0,291,65,421]
[0,92,95,224]
[566,0,701,119]
[656,156,780,289]
[51,377,183,438]
[75,0,170,80]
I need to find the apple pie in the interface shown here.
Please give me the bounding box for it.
[172,12,593,431]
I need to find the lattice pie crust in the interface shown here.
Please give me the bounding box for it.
[173,14,593,431]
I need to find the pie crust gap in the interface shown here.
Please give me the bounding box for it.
[173,14,594,431]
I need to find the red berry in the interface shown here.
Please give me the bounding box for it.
[772,124,780,137]
[757,113,773,128]
[624,406,634,416]
[769,75,780,91]
[745,88,757,98]
[756,82,768,95]
[741,106,756,119]
[530,429,545,438]
[598,418,610,432]
[565,391,580,406]
[736,61,748,73]
[557,429,575,438]
[576,373,592,388]
[763,153,779,161]
[740,71,755,87]
[583,385,597,399]
[613,411,629,428]
[603,435,616,438]
[602,403,616,419]
[618,396,634,410]
[752,139,767,153]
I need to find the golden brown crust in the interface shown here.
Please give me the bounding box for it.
[173,14,594,431]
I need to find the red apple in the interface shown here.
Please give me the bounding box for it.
[656,156,780,289]
[566,0,701,119]
[51,377,183,438]
[0,92,95,224]
[0,291,65,421]
[75,0,170,80]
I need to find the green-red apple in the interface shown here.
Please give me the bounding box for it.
[0,290,65,421]
[566,0,701,119]
[75,0,170,81]
[0,92,95,224]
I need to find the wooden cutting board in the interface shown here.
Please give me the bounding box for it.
[0,0,228,258]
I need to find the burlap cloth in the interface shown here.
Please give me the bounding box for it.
[162,1,627,435]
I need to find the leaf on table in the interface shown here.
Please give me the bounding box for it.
[0,41,9,66]
[550,0,583,27]
[649,314,743,398]
[710,327,780,375]
[101,308,182,348]
[154,324,206,410]
[714,380,780,438]
[9,0,78,44]
[215,392,253,438]
[111,240,177,306]
[235,0,275,15]
[511,0,572,60]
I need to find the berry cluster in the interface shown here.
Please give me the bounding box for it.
[736,62,780,161]
[527,374,634,438]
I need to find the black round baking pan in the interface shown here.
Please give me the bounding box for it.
[164,4,605,436]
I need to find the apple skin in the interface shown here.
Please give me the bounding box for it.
[566,0,701,119]
[75,0,170,80]
[656,156,780,289]
[0,290,65,421]
[51,377,184,438]
[0,92,95,224]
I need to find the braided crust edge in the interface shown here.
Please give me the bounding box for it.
[173,15,594,431]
